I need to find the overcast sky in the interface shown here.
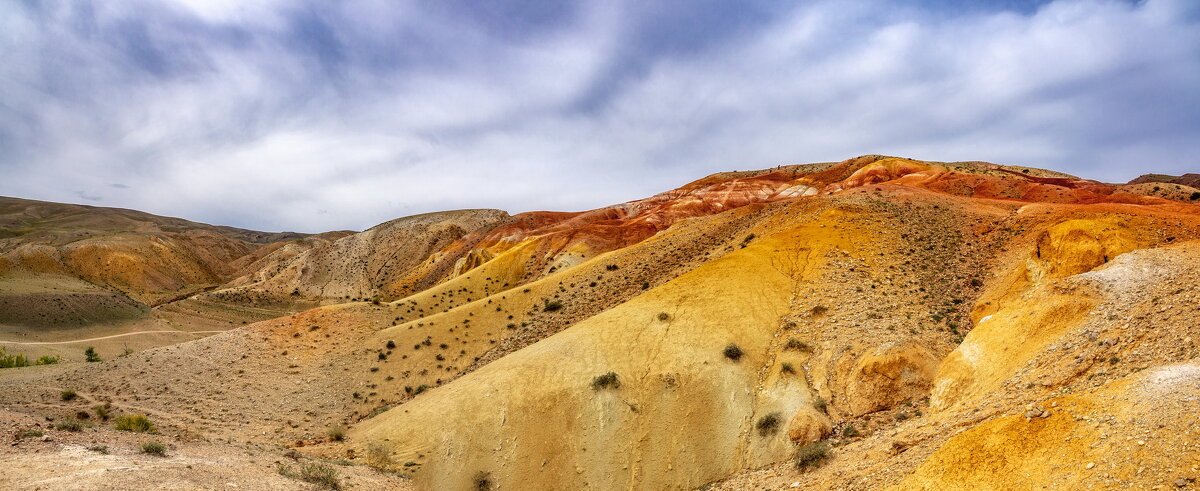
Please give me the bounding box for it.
[2,0,1198,232]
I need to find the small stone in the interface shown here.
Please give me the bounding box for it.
[1137,440,1145,446]
[40,435,50,442]
[1086,462,1096,469]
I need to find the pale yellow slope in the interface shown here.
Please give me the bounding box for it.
[351,214,872,490]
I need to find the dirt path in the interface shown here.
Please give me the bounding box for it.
[0,330,227,345]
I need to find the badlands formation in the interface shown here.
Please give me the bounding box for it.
[0,155,1198,489]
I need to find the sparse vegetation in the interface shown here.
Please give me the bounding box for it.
[795,442,831,470]
[16,428,43,439]
[35,355,59,365]
[657,312,670,321]
[784,338,813,352]
[723,343,743,361]
[813,396,828,414]
[842,424,860,438]
[140,441,167,456]
[88,445,109,454]
[756,412,781,436]
[299,462,341,490]
[475,471,493,491]
[93,403,112,421]
[591,371,620,390]
[327,425,347,441]
[543,299,563,312]
[0,347,30,368]
[781,362,795,374]
[55,420,85,432]
[114,414,155,433]
[84,346,101,363]
[61,389,77,401]
[1191,191,1200,200]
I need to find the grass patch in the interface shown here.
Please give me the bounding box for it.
[55,420,85,432]
[140,441,167,456]
[327,425,346,442]
[88,445,108,454]
[16,428,43,439]
[813,396,827,414]
[475,471,493,491]
[842,424,860,438]
[590,372,620,390]
[542,300,563,312]
[61,389,77,401]
[784,338,813,353]
[114,414,155,433]
[795,441,831,471]
[299,462,341,489]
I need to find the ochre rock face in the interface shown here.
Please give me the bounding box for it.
[843,343,939,417]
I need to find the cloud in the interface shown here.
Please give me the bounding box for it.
[0,0,1197,232]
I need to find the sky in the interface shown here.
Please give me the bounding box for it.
[1,0,1198,232]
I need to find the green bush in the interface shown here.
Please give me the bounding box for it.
[656,312,670,321]
[84,347,101,363]
[543,300,563,312]
[590,372,620,390]
[114,414,155,433]
[1191,191,1200,201]
[723,343,743,361]
[61,389,77,401]
[813,396,828,414]
[55,420,85,432]
[35,355,59,365]
[784,338,813,353]
[93,403,112,421]
[795,441,831,470]
[0,347,30,368]
[140,441,167,456]
[842,424,860,438]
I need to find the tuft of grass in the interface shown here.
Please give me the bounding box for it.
[55,420,85,432]
[543,300,563,312]
[794,441,831,471]
[140,441,167,456]
[114,414,155,433]
[35,355,59,365]
[366,443,393,469]
[723,343,743,361]
[61,389,77,401]
[656,312,670,321]
[327,425,347,442]
[88,445,109,454]
[591,372,620,390]
[16,428,43,439]
[756,412,782,437]
[780,362,795,374]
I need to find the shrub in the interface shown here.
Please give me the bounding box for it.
[784,338,812,353]
[591,372,620,390]
[756,412,781,436]
[543,300,563,312]
[84,347,101,363]
[299,462,341,489]
[140,441,167,456]
[93,403,112,421]
[327,425,346,442]
[723,343,743,361]
[88,445,109,454]
[780,362,795,374]
[35,355,59,365]
[61,389,77,401]
[386,340,396,349]
[813,396,828,414]
[794,441,831,470]
[16,428,43,439]
[656,312,670,321]
[114,414,155,433]
[475,471,492,491]
[0,347,30,368]
[55,420,84,432]
[842,424,860,438]
[1191,191,1200,201]
[366,444,392,468]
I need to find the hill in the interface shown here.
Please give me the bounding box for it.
[1,156,1198,490]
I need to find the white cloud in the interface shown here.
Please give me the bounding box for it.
[0,0,1197,232]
